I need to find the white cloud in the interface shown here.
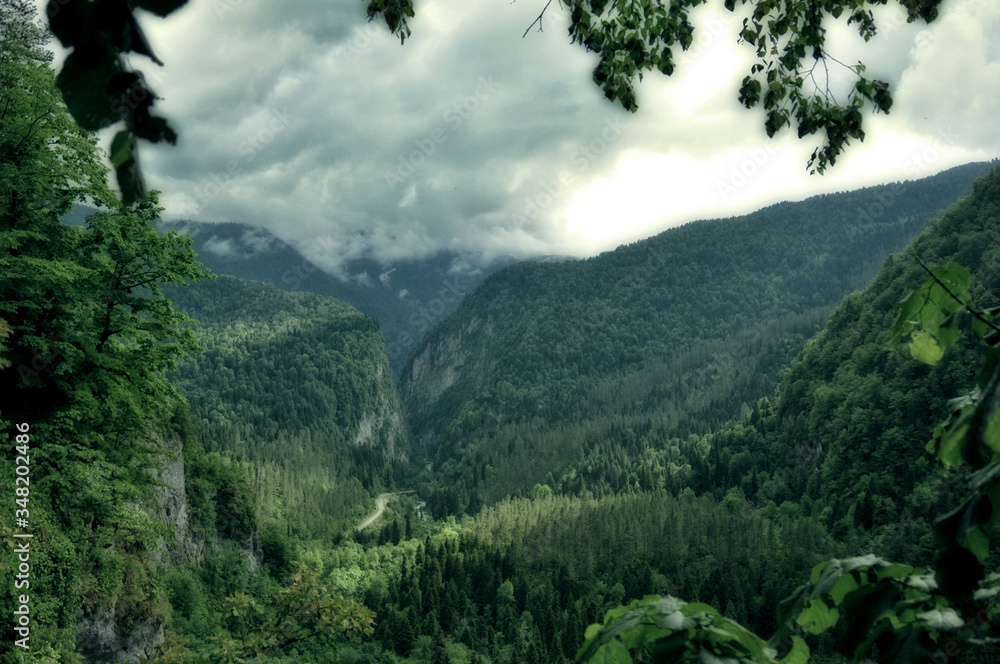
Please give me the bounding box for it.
[892,0,1000,153]
[46,0,997,270]
[240,228,275,254]
[202,236,234,257]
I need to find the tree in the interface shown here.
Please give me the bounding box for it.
[0,7,217,656]
[548,0,939,173]
[1,192,210,441]
[46,0,946,203]
[2,0,209,500]
[1,0,212,527]
[1,0,115,389]
[154,564,375,663]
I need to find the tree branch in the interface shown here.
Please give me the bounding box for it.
[916,257,1000,338]
[522,0,554,38]
[12,105,53,154]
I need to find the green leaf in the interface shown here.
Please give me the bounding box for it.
[890,291,923,348]
[958,527,989,563]
[983,411,1000,454]
[591,639,632,664]
[932,262,972,301]
[828,573,860,604]
[904,573,937,593]
[658,610,695,631]
[113,134,148,206]
[697,650,738,664]
[651,596,685,615]
[796,598,839,634]
[109,130,134,169]
[778,636,809,664]
[599,611,644,641]
[876,563,915,582]
[910,329,944,365]
[56,52,123,131]
[917,608,963,631]
[680,602,720,616]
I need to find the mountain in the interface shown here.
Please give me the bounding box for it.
[164,275,410,541]
[399,161,997,513]
[340,163,1000,664]
[155,219,515,371]
[497,162,1000,565]
[687,160,1000,557]
[63,207,515,372]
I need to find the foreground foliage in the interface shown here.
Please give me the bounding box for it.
[154,564,375,663]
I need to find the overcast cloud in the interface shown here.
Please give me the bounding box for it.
[71,0,1000,271]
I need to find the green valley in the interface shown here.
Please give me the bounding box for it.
[5,0,1000,661]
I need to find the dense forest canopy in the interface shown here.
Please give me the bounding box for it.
[165,275,410,543]
[400,162,994,513]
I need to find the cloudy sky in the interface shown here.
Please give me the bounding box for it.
[60,0,1000,272]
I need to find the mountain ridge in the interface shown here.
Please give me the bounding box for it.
[399,160,997,513]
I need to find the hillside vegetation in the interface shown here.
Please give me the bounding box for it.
[166,275,411,543]
[6,0,999,655]
[400,162,995,513]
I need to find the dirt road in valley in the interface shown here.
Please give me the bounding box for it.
[356,493,394,531]
[356,491,418,531]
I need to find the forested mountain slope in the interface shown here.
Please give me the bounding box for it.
[64,206,515,372]
[401,161,995,512]
[165,275,410,541]
[684,161,1000,554]
[155,219,515,372]
[534,163,1000,565]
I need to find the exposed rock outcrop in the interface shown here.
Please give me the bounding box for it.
[399,316,496,449]
[77,610,164,664]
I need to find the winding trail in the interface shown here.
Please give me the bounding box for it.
[355,491,415,531]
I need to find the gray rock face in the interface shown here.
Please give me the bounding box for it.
[75,429,199,663]
[148,431,202,565]
[400,316,495,449]
[352,359,408,460]
[77,610,164,664]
